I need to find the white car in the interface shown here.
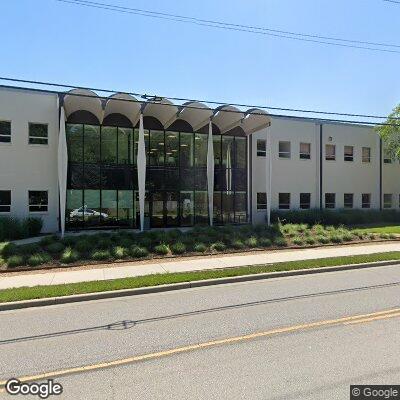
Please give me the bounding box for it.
[70,206,108,220]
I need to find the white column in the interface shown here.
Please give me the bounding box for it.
[266,128,272,226]
[207,119,214,226]
[137,113,146,231]
[57,106,68,237]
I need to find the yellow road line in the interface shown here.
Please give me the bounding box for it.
[343,311,400,325]
[0,307,399,390]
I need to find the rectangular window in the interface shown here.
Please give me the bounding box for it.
[279,141,291,159]
[362,147,371,163]
[325,144,336,161]
[257,192,267,210]
[325,193,335,208]
[384,194,392,209]
[0,190,11,212]
[256,139,266,157]
[344,193,354,208]
[29,123,48,145]
[300,193,311,209]
[279,193,290,209]
[0,121,11,143]
[28,190,48,212]
[344,146,354,162]
[384,149,393,164]
[299,143,311,159]
[362,193,371,209]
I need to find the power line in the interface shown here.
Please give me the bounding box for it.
[0,76,397,122]
[56,0,400,54]
[383,0,400,4]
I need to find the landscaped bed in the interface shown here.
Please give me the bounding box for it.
[0,223,397,271]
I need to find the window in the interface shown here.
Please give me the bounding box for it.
[0,121,11,143]
[344,146,354,162]
[29,123,48,145]
[299,143,311,159]
[28,191,48,212]
[325,193,335,208]
[300,193,311,209]
[257,139,266,157]
[362,147,371,163]
[279,193,290,209]
[384,149,393,164]
[362,193,371,209]
[384,194,392,209]
[279,141,291,158]
[0,190,11,212]
[344,193,354,208]
[325,144,336,161]
[257,192,267,210]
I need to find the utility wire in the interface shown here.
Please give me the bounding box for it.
[56,0,400,54]
[0,76,397,122]
[383,0,400,4]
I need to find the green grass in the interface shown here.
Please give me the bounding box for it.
[352,225,400,234]
[1,251,399,304]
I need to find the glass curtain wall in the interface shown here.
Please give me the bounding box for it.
[66,120,247,230]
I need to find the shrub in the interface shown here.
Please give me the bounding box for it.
[258,237,272,247]
[75,239,93,254]
[342,233,354,242]
[170,242,186,255]
[96,238,113,250]
[352,231,365,240]
[316,235,330,244]
[90,250,112,261]
[366,233,376,240]
[388,233,396,239]
[112,246,128,259]
[274,237,288,247]
[330,234,344,244]
[305,236,316,245]
[193,242,207,253]
[7,255,25,268]
[46,242,65,254]
[210,241,226,252]
[0,257,5,267]
[231,240,245,250]
[39,235,57,246]
[19,243,41,255]
[379,233,390,239]
[60,247,80,264]
[0,217,24,240]
[292,237,305,246]
[154,244,170,255]
[245,237,258,248]
[130,246,149,258]
[27,253,51,267]
[24,217,43,237]
[62,236,78,246]
[1,243,19,257]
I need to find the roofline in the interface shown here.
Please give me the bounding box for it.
[0,83,377,129]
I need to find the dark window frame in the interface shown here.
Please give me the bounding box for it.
[278,141,291,159]
[325,144,336,161]
[325,193,336,209]
[383,193,392,209]
[344,146,354,162]
[299,143,311,160]
[278,193,291,209]
[344,193,354,208]
[299,193,311,209]
[256,192,267,210]
[0,120,11,143]
[0,190,11,212]
[362,147,371,163]
[28,190,48,213]
[256,139,266,157]
[28,123,49,145]
[362,193,371,209]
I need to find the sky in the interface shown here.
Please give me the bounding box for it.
[1,0,400,122]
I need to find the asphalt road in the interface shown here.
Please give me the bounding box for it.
[0,264,400,399]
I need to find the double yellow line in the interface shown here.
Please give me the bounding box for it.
[1,307,399,391]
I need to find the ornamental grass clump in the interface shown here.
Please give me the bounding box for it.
[245,236,258,248]
[90,250,112,261]
[130,246,149,258]
[274,237,288,247]
[27,253,51,267]
[305,236,316,245]
[154,244,170,255]
[193,243,207,253]
[6,255,25,268]
[46,242,65,255]
[258,237,272,247]
[170,242,186,255]
[316,235,330,244]
[60,247,80,264]
[112,246,128,259]
[231,239,245,250]
[210,241,226,252]
[292,236,305,246]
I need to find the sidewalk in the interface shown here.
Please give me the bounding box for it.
[0,242,399,290]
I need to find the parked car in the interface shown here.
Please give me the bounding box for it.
[69,206,108,220]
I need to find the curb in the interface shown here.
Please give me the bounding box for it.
[0,259,398,312]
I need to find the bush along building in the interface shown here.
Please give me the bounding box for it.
[0,84,399,235]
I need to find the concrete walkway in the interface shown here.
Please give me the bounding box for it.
[0,242,399,290]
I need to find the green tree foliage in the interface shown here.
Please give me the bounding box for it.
[377,104,400,158]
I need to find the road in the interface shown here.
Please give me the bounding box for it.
[0,264,400,399]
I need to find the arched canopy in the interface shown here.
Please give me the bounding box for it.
[241,108,271,135]
[63,89,103,123]
[143,99,178,128]
[61,88,270,136]
[212,105,244,134]
[104,93,141,126]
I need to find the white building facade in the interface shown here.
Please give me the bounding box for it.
[0,85,398,234]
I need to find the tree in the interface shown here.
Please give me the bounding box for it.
[376,105,400,158]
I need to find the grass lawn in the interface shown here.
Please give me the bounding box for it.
[351,224,400,234]
[1,251,399,304]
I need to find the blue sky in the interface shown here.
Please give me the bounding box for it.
[1,0,399,120]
